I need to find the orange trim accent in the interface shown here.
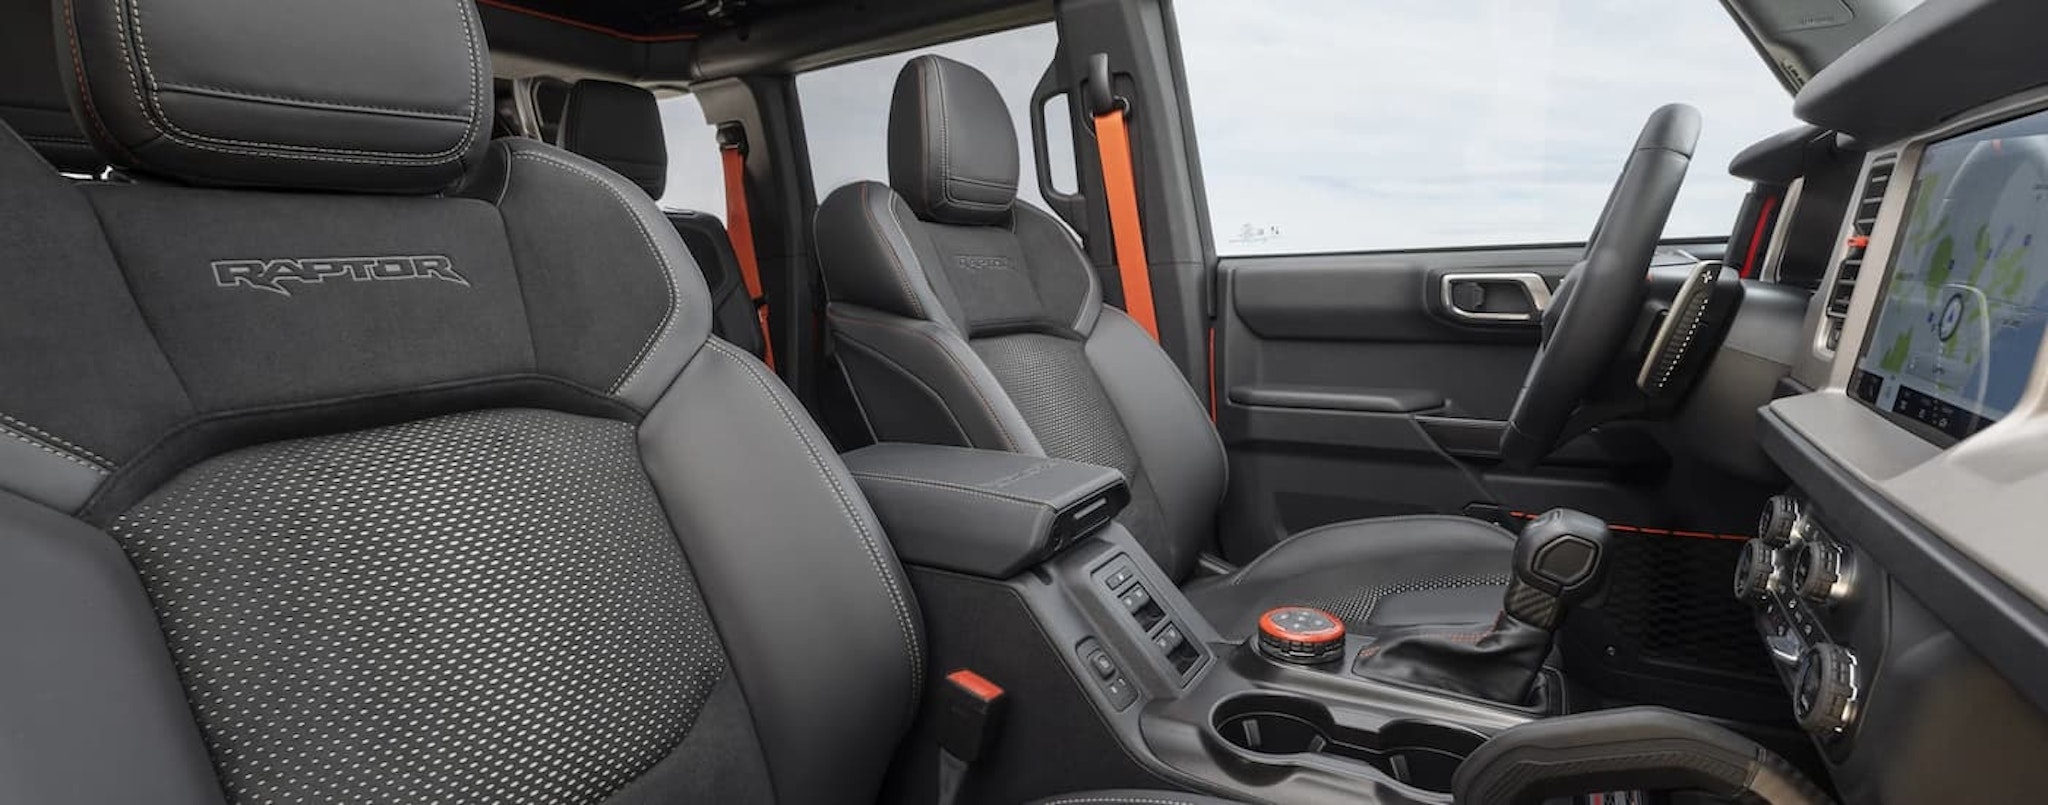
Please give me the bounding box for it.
[1506,511,1747,542]
[1258,607,1347,644]
[474,0,701,43]
[946,669,1005,703]
[1846,234,1871,250]
[1739,194,1779,279]
[1093,108,1159,341]
[722,144,774,369]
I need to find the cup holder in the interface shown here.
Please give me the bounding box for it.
[1208,693,1485,793]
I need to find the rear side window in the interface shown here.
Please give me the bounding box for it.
[1175,0,1802,255]
[655,93,728,216]
[796,23,1071,208]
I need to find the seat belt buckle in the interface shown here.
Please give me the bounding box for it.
[937,669,1006,763]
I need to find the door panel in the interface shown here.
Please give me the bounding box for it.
[1213,240,1733,559]
[1212,240,1792,721]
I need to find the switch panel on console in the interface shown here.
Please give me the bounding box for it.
[1091,552,1206,680]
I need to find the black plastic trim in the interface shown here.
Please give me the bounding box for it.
[1758,405,2048,714]
[1794,0,2048,144]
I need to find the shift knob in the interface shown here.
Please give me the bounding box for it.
[1503,509,1612,629]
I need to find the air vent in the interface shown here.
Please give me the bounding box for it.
[1823,155,1896,351]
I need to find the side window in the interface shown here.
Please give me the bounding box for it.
[655,92,728,216]
[1175,1,1802,255]
[795,22,1073,209]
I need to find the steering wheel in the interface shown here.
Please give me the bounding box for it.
[1499,104,1702,467]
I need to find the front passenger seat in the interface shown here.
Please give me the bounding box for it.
[813,55,1518,636]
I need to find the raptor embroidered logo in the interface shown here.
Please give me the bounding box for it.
[211,255,468,297]
[954,255,1014,273]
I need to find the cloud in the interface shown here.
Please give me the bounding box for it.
[1177,0,1799,253]
[658,1,1799,257]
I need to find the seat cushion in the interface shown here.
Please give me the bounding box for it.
[1185,515,1516,638]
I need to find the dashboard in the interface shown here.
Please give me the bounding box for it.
[1740,7,2048,797]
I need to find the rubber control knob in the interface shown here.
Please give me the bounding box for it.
[1257,606,1347,665]
[1793,644,1859,735]
[1794,541,1847,606]
[1758,495,1800,547]
[1733,539,1777,605]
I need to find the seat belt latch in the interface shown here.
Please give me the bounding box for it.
[938,669,1006,763]
[934,669,1005,805]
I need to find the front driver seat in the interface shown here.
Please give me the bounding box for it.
[813,55,1517,636]
[0,3,1222,804]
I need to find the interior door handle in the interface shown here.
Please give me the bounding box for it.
[1440,273,1554,323]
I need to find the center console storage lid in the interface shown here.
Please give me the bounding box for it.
[844,443,1130,579]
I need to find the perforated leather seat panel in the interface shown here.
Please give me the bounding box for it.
[112,409,725,805]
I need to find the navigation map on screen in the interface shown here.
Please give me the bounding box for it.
[1852,109,2048,443]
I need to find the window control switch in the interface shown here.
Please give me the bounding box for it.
[1118,584,1152,613]
[1152,623,1184,654]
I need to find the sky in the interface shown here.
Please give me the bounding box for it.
[659,0,1801,257]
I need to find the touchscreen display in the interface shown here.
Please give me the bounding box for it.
[1851,109,2048,443]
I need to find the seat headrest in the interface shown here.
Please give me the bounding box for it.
[887,55,1018,226]
[0,0,101,173]
[556,80,668,199]
[58,0,491,193]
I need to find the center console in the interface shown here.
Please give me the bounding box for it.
[846,443,1815,804]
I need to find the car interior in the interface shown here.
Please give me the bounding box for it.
[2,0,2045,803]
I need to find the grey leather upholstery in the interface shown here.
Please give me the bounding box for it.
[0,0,97,172]
[59,0,490,192]
[1,2,903,801]
[813,55,1516,636]
[845,442,1129,578]
[552,78,767,359]
[0,4,1229,803]
[889,54,1019,226]
[557,79,668,198]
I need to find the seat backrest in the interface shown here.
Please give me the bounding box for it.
[0,0,99,173]
[555,78,766,358]
[811,55,1226,580]
[0,3,918,803]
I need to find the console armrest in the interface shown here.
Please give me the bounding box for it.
[844,443,1130,579]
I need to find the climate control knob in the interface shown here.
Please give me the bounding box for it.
[1792,540,1850,606]
[1792,643,1859,735]
[1733,540,1778,605]
[1757,495,1800,547]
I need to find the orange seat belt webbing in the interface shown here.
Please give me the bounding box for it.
[720,142,775,369]
[1093,106,1159,341]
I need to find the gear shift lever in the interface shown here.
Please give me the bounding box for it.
[1503,508,1613,629]
[1350,509,1612,705]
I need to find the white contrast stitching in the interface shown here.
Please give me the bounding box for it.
[0,413,114,466]
[508,150,680,396]
[114,0,483,166]
[153,82,472,119]
[705,340,925,713]
[1,423,112,474]
[1036,798,1200,805]
[862,186,928,318]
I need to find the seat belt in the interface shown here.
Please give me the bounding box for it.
[934,669,1006,805]
[718,124,775,369]
[1086,57,1160,342]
